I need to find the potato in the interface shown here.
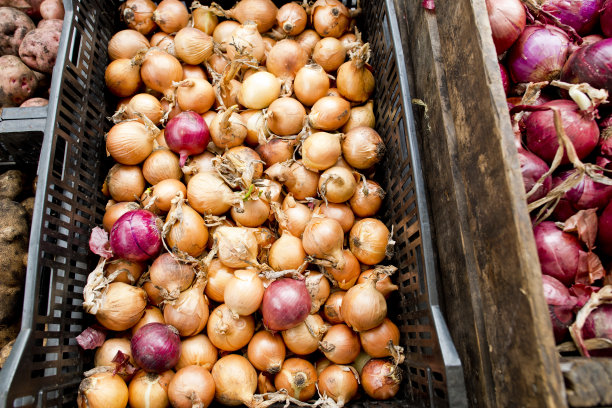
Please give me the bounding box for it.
[0,285,23,324]
[0,323,19,350]
[0,170,25,201]
[0,7,35,56]
[39,0,62,19]
[20,97,47,107]
[18,27,60,73]
[0,200,28,288]
[0,55,38,107]
[37,18,62,31]
[0,338,15,368]
[20,196,35,222]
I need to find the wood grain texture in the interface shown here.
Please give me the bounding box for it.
[398,0,567,406]
[561,358,612,407]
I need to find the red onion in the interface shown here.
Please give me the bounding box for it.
[600,116,612,158]
[500,62,510,95]
[561,38,612,94]
[261,278,311,331]
[602,0,612,37]
[110,210,162,262]
[570,283,600,307]
[508,25,570,83]
[518,148,552,203]
[551,170,612,220]
[542,275,577,342]
[597,200,612,253]
[534,221,586,286]
[569,34,604,54]
[485,0,526,55]
[76,326,106,350]
[582,304,612,341]
[165,111,210,166]
[541,0,604,34]
[131,323,181,373]
[523,100,599,164]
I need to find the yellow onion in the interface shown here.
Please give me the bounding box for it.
[140,48,183,95]
[357,269,399,298]
[128,370,174,408]
[268,230,306,271]
[205,259,235,303]
[124,93,163,125]
[223,0,278,33]
[349,179,384,218]
[150,32,176,56]
[182,151,216,183]
[321,323,361,364]
[230,198,270,227]
[77,372,128,408]
[258,372,276,394]
[165,197,209,257]
[309,96,351,131]
[337,44,375,103]
[94,338,134,371]
[193,7,218,35]
[294,64,330,106]
[361,359,401,400]
[182,64,207,80]
[120,0,156,35]
[213,20,240,49]
[210,106,247,149]
[168,366,215,408]
[342,100,375,132]
[274,358,317,402]
[142,148,181,185]
[342,126,385,169]
[326,249,360,290]
[226,21,265,62]
[305,272,330,313]
[187,173,241,215]
[302,216,345,269]
[211,354,257,406]
[152,0,189,34]
[282,314,328,355]
[175,334,218,370]
[247,330,286,374]
[93,282,147,331]
[176,78,215,114]
[144,281,165,307]
[105,259,144,285]
[314,202,354,233]
[174,27,213,65]
[266,97,306,136]
[359,318,400,358]
[265,160,319,200]
[214,226,260,269]
[106,164,146,205]
[108,29,149,60]
[317,364,359,405]
[282,195,312,237]
[241,109,265,146]
[163,278,209,337]
[131,305,165,335]
[349,218,390,265]
[106,121,155,165]
[266,39,308,84]
[302,132,342,171]
[296,29,321,57]
[318,166,357,204]
[342,276,387,331]
[224,269,264,316]
[149,252,195,294]
[256,138,294,167]
[311,0,350,38]
[239,71,281,109]
[277,2,307,35]
[313,37,346,72]
[207,304,255,351]
[323,290,345,324]
[104,58,142,97]
[103,202,140,232]
[141,179,187,213]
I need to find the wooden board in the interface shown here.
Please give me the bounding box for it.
[395,0,567,406]
[561,358,612,407]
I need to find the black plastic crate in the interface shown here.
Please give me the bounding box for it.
[0,0,467,406]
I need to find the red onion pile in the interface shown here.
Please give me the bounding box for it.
[487,0,612,356]
[79,1,405,406]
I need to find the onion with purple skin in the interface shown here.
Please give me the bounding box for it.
[523,100,599,164]
[597,200,612,254]
[131,323,181,373]
[262,278,311,331]
[534,221,586,286]
[518,148,552,203]
[485,0,526,55]
[542,275,577,342]
[551,170,612,221]
[561,38,612,94]
[582,304,612,341]
[165,111,210,167]
[541,0,604,35]
[600,114,612,157]
[569,34,604,54]
[500,62,510,95]
[508,25,571,83]
[602,0,612,37]
[110,210,162,262]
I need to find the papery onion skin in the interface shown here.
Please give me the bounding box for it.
[262,278,312,331]
[266,97,306,136]
[315,202,355,233]
[323,290,345,324]
[176,334,218,371]
[313,37,346,73]
[211,354,257,406]
[106,164,146,202]
[326,249,360,290]
[309,96,351,131]
[120,0,157,35]
[105,258,144,285]
[227,21,266,62]
[361,359,401,400]
[128,370,174,408]
[266,39,309,81]
[312,0,350,38]
[152,0,189,34]
[228,0,278,33]
[485,0,526,54]
[282,195,312,237]
[524,100,599,165]
[343,101,376,132]
[358,269,399,298]
[239,71,282,110]
[296,29,321,57]
[317,364,359,405]
[207,304,255,351]
[168,365,216,408]
[247,330,286,374]
[518,148,552,204]
[342,278,387,332]
[140,48,183,94]
[302,132,342,171]
[142,179,187,213]
[224,269,265,316]
[500,62,510,95]
[213,20,240,47]
[359,318,400,358]
[164,282,210,337]
[166,202,209,257]
[337,54,375,104]
[542,275,577,342]
[507,25,570,83]
[106,121,154,165]
[149,253,195,294]
[303,217,345,268]
[306,272,331,313]
[128,93,164,125]
[108,29,150,60]
[105,58,142,97]
[342,126,385,169]
[319,166,357,203]
[256,138,294,167]
[176,78,215,114]
[77,372,129,408]
[131,323,181,372]
[561,38,612,94]
[282,314,328,355]
[94,338,134,368]
[294,64,330,106]
[350,179,385,217]
[205,259,236,303]
[165,111,210,167]
[187,173,237,215]
[268,231,306,271]
[552,170,612,220]
[230,198,270,227]
[534,221,584,286]
[277,2,307,35]
[321,323,361,364]
[174,27,213,65]
[131,305,165,335]
[110,210,161,262]
[274,358,318,402]
[541,0,604,35]
[193,7,218,35]
[349,218,390,265]
[142,148,182,185]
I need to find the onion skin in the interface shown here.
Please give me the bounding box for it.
[541,0,604,35]
[582,304,612,345]
[342,278,387,332]
[321,324,361,364]
[224,269,265,316]
[174,27,213,65]
[552,170,612,219]
[262,278,312,331]
[315,202,355,233]
[349,218,389,265]
[524,100,599,165]
[77,372,128,408]
[166,202,209,257]
[149,253,195,294]
[561,38,612,94]
[105,58,142,97]
[282,195,312,237]
[485,0,526,54]
[359,318,400,358]
[268,231,306,271]
[175,334,218,371]
[294,64,330,106]
[120,0,156,35]
[518,148,552,204]
[361,359,401,400]
[164,282,209,337]
[319,166,357,203]
[94,338,134,370]
[168,366,215,408]
[128,370,174,408]
[542,275,577,342]
[227,21,265,62]
[282,314,328,355]
[247,330,286,374]
[131,305,165,335]
[106,121,154,165]
[108,29,150,60]
[110,210,162,262]
[303,217,345,268]
[343,101,376,132]
[266,39,309,81]
[187,172,239,216]
[311,0,350,38]
[309,96,351,131]
[207,304,255,351]
[326,248,361,290]
[103,201,139,232]
[323,291,345,324]
[141,48,183,94]
[313,37,346,72]
[598,200,612,254]
[274,358,318,402]
[193,8,218,35]
[211,354,257,406]
[228,0,278,33]
[602,1,612,37]
[342,126,385,169]
[152,0,189,34]
[358,269,399,298]
[106,164,145,202]
[317,364,358,405]
[105,259,144,285]
[277,2,307,35]
[337,55,375,104]
[534,221,584,286]
[205,259,236,303]
[507,25,570,83]
[131,323,181,373]
[142,148,181,185]
[296,29,321,57]
[176,78,215,114]
[302,132,342,171]
[266,97,306,136]
[142,179,187,214]
[500,62,510,95]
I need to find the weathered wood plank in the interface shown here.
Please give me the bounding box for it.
[561,358,612,407]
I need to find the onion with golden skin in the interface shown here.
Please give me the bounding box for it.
[120,0,156,35]
[277,2,307,35]
[77,372,129,408]
[274,358,318,402]
[152,0,189,34]
[247,330,286,374]
[207,304,255,352]
[128,370,174,408]
[174,27,213,65]
[311,0,350,38]
[108,30,150,60]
